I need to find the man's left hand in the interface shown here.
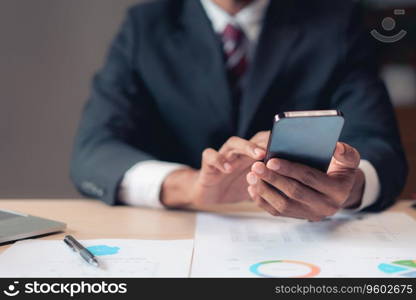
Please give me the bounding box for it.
[246,142,365,221]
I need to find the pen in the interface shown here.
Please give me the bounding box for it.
[63,235,100,267]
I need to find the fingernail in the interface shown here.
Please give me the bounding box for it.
[253,163,265,174]
[224,163,231,172]
[247,173,258,184]
[267,159,280,171]
[254,148,265,157]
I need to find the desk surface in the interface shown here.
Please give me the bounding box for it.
[1,199,415,253]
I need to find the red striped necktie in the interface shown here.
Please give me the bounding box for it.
[221,24,248,129]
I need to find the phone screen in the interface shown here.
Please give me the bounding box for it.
[265,113,344,172]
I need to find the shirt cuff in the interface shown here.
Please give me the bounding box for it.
[343,159,380,212]
[118,160,188,209]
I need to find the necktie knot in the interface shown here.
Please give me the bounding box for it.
[222,24,248,80]
[222,24,245,55]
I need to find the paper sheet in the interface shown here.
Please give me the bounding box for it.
[0,239,193,277]
[191,212,416,277]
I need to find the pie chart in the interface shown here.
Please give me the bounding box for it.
[378,260,416,277]
[249,260,320,278]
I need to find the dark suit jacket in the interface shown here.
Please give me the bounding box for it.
[70,0,408,211]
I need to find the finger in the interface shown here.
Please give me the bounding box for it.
[252,162,339,216]
[254,179,327,221]
[250,131,270,141]
[248,171,290,214]
[265,159,336,196]
[250,131,270,149]
[220,136,266,160]
[331,142,360,170]
[256,197,281,216]
[247,185,256,201]
[202,148,231,173]
[248,184,280,216]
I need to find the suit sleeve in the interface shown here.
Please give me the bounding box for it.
[331,5,408,212]
[70,10,157,205]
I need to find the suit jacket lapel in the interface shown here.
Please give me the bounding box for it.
[172,0,234,130]
[239,1,301,136]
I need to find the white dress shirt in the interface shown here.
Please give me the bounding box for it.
[119,0,380,211]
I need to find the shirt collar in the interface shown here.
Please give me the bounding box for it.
[200,0,270,42]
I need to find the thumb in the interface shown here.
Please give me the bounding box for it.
[331,142,360,170]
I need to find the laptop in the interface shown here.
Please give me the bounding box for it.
[0,209,66,244]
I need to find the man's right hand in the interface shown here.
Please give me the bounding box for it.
[161,132,269,208]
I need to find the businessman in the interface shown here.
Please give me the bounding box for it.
[71,0,408,221]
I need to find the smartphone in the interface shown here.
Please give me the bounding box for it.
[265,110,344,172]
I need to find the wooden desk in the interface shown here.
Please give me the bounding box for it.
[1,199,415,254]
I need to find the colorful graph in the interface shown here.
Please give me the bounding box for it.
[86,245,120,256]
[378,260,416,277]
[249,260,320,278]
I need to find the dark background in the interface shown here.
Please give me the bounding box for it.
[0,0,140,198]
[0,0,415,199]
